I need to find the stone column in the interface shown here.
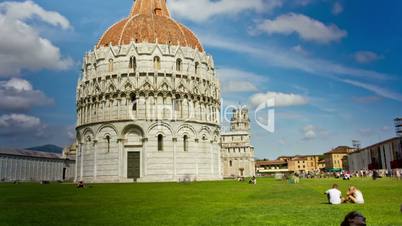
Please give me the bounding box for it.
[219,145,223,177]
[195,139,199,179]
[80,143,84,181]
[210,140,214,175]
[74,144,80,182]
[117,138,124,180]
[102,101,106,121]
[117,98,121,120]
[142,138,148,178]
[93,140,97,181]
[108,99,112,120]
[173,137,177,180]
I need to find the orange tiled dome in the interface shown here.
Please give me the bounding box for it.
[97,0,204,52]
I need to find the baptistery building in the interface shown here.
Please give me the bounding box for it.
[75,0,222,182]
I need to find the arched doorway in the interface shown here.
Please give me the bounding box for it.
[123,125,144,182]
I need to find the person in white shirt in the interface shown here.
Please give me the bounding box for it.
[344,186,365,204]
[325,184,342,205]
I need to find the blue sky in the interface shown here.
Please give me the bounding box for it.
[0,0,401,159]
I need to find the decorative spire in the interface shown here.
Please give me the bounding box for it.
[130,0,170,17]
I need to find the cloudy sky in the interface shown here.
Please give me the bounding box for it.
[0,0,401,159]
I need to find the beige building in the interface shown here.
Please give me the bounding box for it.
[221,107,255,178]
[255,155,323,175]
[286,155,322,173]
[324,146,355,170]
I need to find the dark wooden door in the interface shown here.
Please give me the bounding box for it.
[127,152,140,181]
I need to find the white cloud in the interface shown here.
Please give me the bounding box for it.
[292,45,308,55]
[66,125,76,140]
[277,111,305,120]
[0,78,53,112]
[352,95,381,104]
[341,79,402,102]
[296,0,313,6]
[332,2,343,15]
[218,68,267,93]
[250,92,309,108]
[381,126,390,132]
[0,113,46,136]
[255,13,347,43]
[199,34,402,101]
[224,81,258,93]
[302,125,329,140]
[303,125,317,140]
[358,128,374,137]
[354,51,381,64]
[3,77,32,91]
[169,0,283,22]
[0,1,73,76]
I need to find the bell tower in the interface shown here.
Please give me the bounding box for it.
[230,106,250,132]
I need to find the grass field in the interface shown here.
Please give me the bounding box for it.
[0,178,401,226]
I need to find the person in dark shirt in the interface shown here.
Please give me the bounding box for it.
[341,211,366,226]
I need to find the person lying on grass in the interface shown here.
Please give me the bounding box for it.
[325,184,342,205]
[343,186,364,204]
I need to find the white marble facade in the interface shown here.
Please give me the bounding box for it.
[75,42,222,183]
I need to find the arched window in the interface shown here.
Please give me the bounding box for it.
[229,160,233,167]
[176,59,182,72]
[154,7,162,16]
[183,135,188,152]
[108,59,113,72]
[174,94,181,112]
[154,56,161,70]
[105,135,111,153]
[157,134,163,151]
[131,94,137,111]
[129,56,136,70]
[195,62,199,74]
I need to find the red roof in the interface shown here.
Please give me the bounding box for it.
[97,0,203,52]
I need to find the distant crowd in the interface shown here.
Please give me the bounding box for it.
[272,168,402,180]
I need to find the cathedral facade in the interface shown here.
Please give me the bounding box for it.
[221,107,255,178]
[75,0,222,182]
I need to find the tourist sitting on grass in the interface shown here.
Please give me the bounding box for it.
[372,171,382,180]
[341,211,366,226]
[343,186,364,204]
[249,176,256,184]
[77,181,85,188]
[325,184,342,205]
[396,169,401,180]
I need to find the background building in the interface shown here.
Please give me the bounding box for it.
[256,155,323,175]
[324,146,355,171]
[75,0,222,183]
[287,155,322,173]
[0,149,75,182]
[221,107,255,178]
[255,160,288,175]
[348,137,402,172]
[395,118,402,137]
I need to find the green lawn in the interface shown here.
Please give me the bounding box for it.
[0,178,401,226]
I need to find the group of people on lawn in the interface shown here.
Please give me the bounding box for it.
[325,184,365,205]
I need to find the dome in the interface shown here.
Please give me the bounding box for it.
[97,0,204,52]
